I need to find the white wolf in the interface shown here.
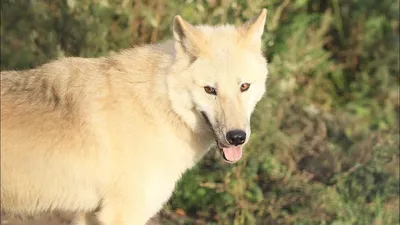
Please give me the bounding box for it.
[0,9,268,225]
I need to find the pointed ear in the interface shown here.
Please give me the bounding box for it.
[173,15,207,61]
[238,9,267,50]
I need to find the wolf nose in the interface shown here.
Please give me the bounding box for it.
[226,130,246,146]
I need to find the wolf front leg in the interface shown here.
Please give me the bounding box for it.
[72,212,90,225]
[96,197,151,225]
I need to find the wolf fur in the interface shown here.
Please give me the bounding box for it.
[0,9,268,225]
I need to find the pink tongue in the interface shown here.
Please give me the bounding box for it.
[222,146,243,162]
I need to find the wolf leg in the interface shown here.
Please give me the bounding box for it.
[96,197,150,225]
[72,212,90,225]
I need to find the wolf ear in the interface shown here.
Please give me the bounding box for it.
[238,9,267,50]
[173,15,207,61]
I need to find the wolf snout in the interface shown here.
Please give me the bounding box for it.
[226,130,246,146]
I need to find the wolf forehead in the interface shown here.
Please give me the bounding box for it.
[192,25,247,47]
[173,9,267,56]
[185,25,266,59]
[186,25,267,77]
[190,55,268,83]
[188,45,268,84]
[182,26,267,71]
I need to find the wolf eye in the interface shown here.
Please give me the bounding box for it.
[204,86,217,95]
[240,83,250,92]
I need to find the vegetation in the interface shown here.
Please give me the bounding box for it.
[1,0,398,224]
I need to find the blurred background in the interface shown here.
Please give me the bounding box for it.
[1,0,399,224]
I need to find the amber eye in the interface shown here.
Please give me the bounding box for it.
[204,86,217,95]
[240,83,250,92]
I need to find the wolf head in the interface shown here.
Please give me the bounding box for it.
[167,9,268,163]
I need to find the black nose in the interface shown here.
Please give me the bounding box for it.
[226,130,246,146]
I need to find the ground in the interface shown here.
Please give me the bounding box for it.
[1,212,75,225]
[1,212,161,225]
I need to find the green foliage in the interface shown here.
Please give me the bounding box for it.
[1,0,398,224]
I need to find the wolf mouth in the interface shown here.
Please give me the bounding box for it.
[200,111,219,142]
[200,111,242,162]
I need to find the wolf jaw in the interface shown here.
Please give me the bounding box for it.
[201,111,243,163]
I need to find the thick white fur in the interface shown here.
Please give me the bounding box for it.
[0,9,268,225]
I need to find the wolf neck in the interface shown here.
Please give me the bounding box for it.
[159,41,216,161]
[114,40,215,162]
